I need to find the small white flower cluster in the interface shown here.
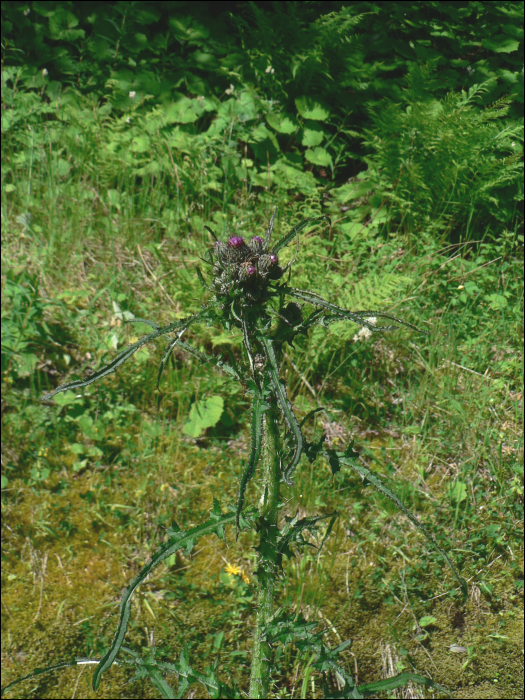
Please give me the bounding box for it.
[353,317,377,343]
[129,91,136,99]
[265,65,275,74]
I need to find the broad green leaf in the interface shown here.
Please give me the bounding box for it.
[15,352,38,377]
[266,112,299,134]
[333,181,371,203]
[247,123,272,142]
[482,36,520,53]
[301,126,325,147]
[52,391,84,407]
[270,160,318,195]
[449,481,467,503]
[234,90,259,123]
[164,97,205,124]
[183,396,224,437]
[485,293,508,310]
[304,146,332,167]
[295,96,330,121]
[419,615,437,627]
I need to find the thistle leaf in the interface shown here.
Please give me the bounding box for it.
[41,309,216,402]
[330,452,468,603]
[92,501,257,691]
[236,393,266,536]
[264,207,278,247]
[272,215,331,255]
[285,288,398,331]
[258,334,303,485]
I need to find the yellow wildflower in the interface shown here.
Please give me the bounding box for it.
[225,563,241,576]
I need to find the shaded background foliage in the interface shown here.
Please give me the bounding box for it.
[2,0,523,239]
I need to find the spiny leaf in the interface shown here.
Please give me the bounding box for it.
[151,646,242,699]
[351,309,427,333]
[125,318,160,330]
[271,215,331,255]
[264,206,278,248]
[258,333,303,485]
[285,288,397,331]
[299,407,324,428]
[236,393,266,536]
[277,511,337,562]
[92,502,256,691]
[40,308,219,402]
[176,340,244,383]
[157,332,187,388]
[204,225,218,241]
[1,658,105,698]
[331,452,468,603]
[355,672,451,698]
[196,266,214,291]
[241,308,257,380]
[40,321,183,401]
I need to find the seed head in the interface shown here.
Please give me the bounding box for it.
[238,263,257,283]
[258,253,280,278]
[248,235,265,254]
[227,236,249,263]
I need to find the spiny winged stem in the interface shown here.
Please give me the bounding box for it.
[250,406,281,699]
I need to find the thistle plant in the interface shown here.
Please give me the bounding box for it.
[3,209,467,699]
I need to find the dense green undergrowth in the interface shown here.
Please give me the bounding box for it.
[1,1,523,698]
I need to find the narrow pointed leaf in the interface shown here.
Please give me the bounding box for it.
[264,207,278,247]
[1,658,104,698]
[236,393,266,535]
[125,318,160,330]
[271,215,331,254]
[285,289,396,331]
[204,225,218,241]
[333,453,468,602]
[41,309,214,402]
[356,671,450,698]
[92,503,257,691]
[176,340,244,383]
[258,334,303,485]
[196,266,214,291]
[299,407,324,428]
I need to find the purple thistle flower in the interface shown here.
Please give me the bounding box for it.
[228,236,245,248]
[270,254,278,264]
[247,265,256,275]
[252,236,264,244]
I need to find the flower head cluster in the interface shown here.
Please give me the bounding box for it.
[211,234,283,303]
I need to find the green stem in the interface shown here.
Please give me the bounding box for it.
[249,407,281,699]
